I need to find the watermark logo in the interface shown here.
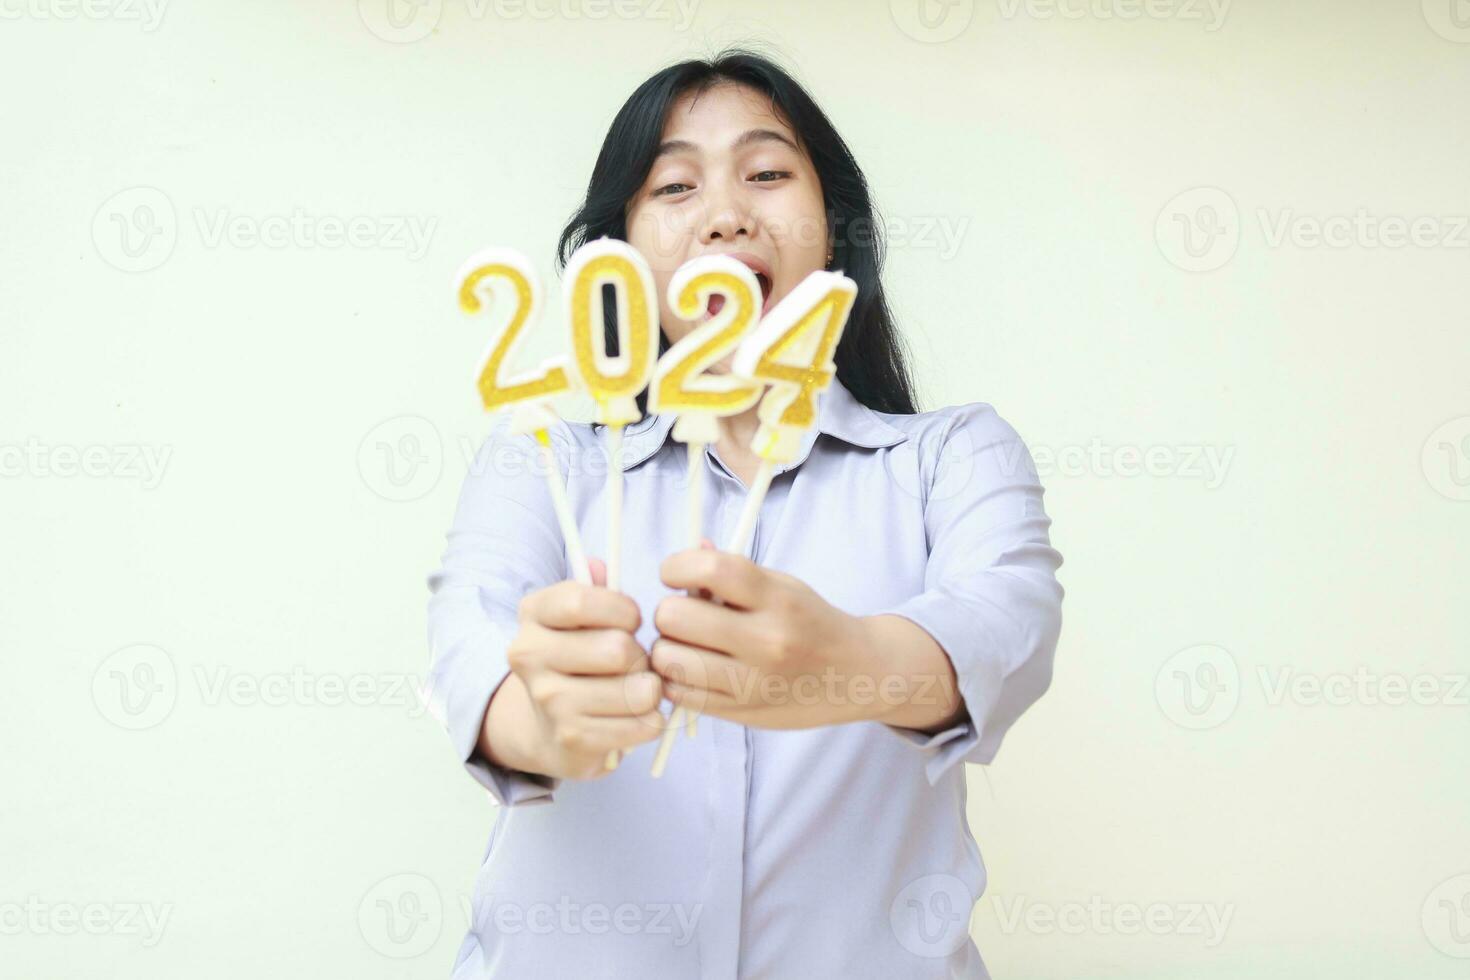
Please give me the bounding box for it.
[989,895,1234,945]
[1156,187,1240,273]
[358,416,443,502]
[92,644,178,731]
[482,0,700,29]
[0,898,173,946]
[1257,666,1468,709]
[92,187,436,272]
[890,0,975,43]
[890,873,974,957]
[1159,191,1470,271]
[92,187,177,274]
[92,646,429,727]
[1423,0,1470,43]
[359,874,443,958]
[0,438,172,488]
[192,209,435,258]
[480,896,702,943]
[928,425,981,502]
[888,428,1233,504]
[358,0,443,42]
[0,0,168,29]
[627,207,970,268]
[1027,439,1234,488]
[359,0,700,41]
[885,421,979,504]
[191,665,429,715]
[1422,873,1470,958]
[1159,648,1467,729]
[995,0,1229,30]
[1155,643,1240,730]
[1422,416,1470,501]
[1257,209,1470,251]
[639,658,956,721]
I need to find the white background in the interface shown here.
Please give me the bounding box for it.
[2,0,1467,976]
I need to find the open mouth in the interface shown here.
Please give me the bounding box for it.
[704,272,772,318]
[755,272,772,310]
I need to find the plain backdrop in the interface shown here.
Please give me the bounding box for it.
[2,1,1467,977]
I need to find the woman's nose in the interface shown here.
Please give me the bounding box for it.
[698,181,756,245]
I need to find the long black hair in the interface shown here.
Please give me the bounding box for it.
[555,48,919,417]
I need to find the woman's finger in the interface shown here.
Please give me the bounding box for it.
[664,681,783,725]
[649,638,744,697]
[653,594,759,655]
[561,712,667,760]
[539,627,648,676]
[570,671,664,719]
[523,579,641,632]
[659,547,766,609]
[587,555,607,588]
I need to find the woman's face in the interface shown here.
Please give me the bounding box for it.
[624,82,829,371]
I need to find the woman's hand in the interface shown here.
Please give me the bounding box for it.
[650,542,964,732]
[478,557,665,781]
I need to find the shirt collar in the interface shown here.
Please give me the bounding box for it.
[605,375,910,472]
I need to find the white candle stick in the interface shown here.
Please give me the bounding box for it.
[726,457,776,558]
[529,423,591,586]
[605,425,624,592]
[507,405,598,589]
[682,446,704,739]
[646,441,708,777]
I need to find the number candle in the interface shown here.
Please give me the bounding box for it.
[647,256,765,777]
[726,268,858,554]
[456,248,593,587]
[564,238,660,771]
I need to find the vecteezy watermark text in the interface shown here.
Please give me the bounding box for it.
[1156,644,1470,731]
[92,644,431,731]
[480,896,701,945]
[0,439,171,489]
[995,0,1229,31]
[989,895,1235,946]
[357,872,702,960]
[1020,439,1234,489]
[1157,187,1470,272]
[93,187,436,273]
[0,0,167,29]
[0,898,172,947]
[357,0,701,44]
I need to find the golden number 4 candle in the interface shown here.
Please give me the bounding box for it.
[731,269,857,464]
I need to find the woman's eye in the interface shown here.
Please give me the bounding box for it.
[751,170,791,183]
[654,182,693,197]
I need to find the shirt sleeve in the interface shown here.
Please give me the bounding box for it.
[873,402,1065,785]
[423,413,571,806]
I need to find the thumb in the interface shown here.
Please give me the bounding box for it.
[586,556,608,588]
[699,536,716,551]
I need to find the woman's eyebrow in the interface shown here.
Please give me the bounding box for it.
[653,128,799,161]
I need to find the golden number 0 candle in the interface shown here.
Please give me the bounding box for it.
[564,238,660,427]
[563,238,661,772]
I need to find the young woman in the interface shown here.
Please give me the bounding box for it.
[426,50,1064,980]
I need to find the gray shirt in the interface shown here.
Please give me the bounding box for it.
[425,376,1064,979]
